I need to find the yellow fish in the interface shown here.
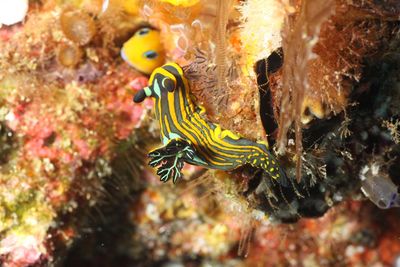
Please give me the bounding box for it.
[121,27,166,75]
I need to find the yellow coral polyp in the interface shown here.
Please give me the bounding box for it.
[57,43,83,68]
[60,8,96,46]
[301,96,326,124]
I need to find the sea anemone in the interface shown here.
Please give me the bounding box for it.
[56,43,83,68]
[60,8,96,46]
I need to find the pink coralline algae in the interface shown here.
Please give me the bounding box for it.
[0,234,45,267]
[0,5,149,264]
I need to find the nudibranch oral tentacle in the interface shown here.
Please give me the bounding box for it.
[134,63,288,185]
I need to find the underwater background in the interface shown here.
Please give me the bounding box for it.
[0,0,400,266]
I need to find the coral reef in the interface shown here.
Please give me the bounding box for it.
[0,0,399,266]
[0,2,147,265]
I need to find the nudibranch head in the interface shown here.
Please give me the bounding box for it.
[121,27,166,75]
[133,63,184,103]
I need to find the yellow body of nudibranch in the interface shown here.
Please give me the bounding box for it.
[121,27,166,75]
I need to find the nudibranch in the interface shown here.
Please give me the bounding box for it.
[133,63,288,185]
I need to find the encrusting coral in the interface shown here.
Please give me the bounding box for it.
[0,2,149,265]
[237,0,286,75]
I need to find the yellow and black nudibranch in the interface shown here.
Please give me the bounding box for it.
[133,63,288,185]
